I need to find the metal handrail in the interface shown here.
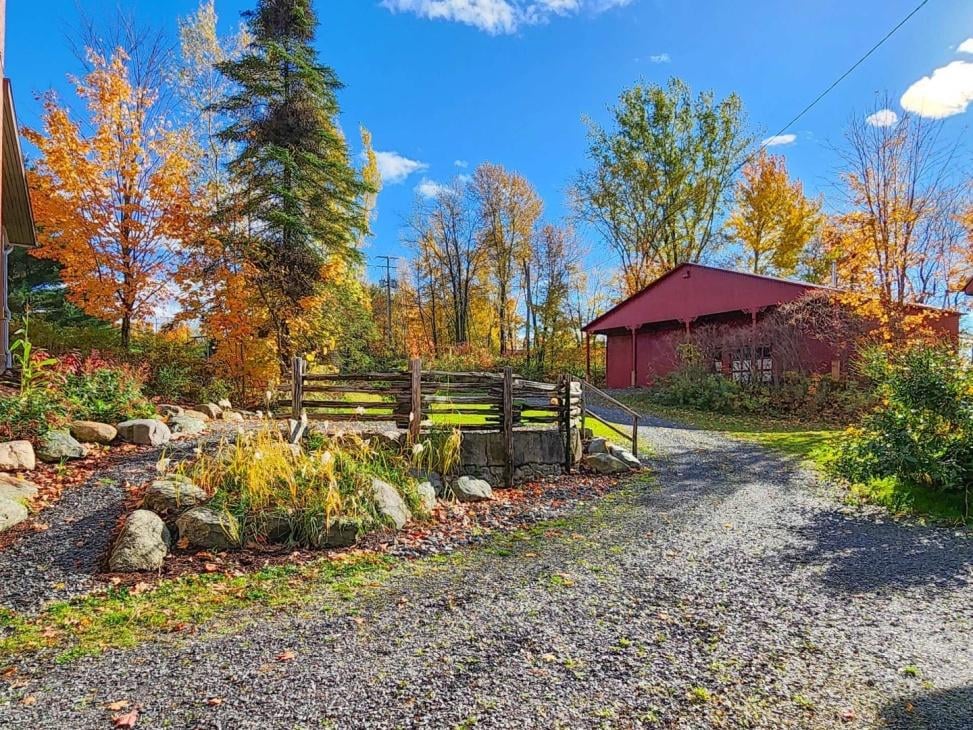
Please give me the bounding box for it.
[578,379,640,455]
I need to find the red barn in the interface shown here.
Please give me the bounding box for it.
[583,263,961,389]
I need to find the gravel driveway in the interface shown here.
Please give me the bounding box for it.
[2,414,972,728]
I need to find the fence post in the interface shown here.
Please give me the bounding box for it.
[562,374,573,474]
[409,357,422,443]
[632,413,639,457]
[291,355,304,421]
[502,366,513,488]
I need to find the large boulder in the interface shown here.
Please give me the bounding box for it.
[316,521,359,548]
[142,476,208,518]
[168,415,207,436]
[0,441,35,471]
[416,481,437,512]
[109,510,170,572]
[0,497,29,532]
[584,452,631,475]
[117,419,172,447]
[181,409,211,422]
[157,404,184,418]
[608,445,641,470]
[586,438,610,455]
[0,473,38,503]
[37,430,88,463]
[221,410,245,423]
[70,420,118,445]
[452,476,493,503]
[370,477,412,530]
[176,506,240,551]
[198,403,223,420]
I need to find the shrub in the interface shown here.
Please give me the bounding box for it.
[178,426,426,547]
[0,388,68,440]
[832,345,973,495]
[59,353,155,423]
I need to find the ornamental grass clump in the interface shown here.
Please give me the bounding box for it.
[178,425,426,547]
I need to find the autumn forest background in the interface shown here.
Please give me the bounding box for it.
[10,0,973,408]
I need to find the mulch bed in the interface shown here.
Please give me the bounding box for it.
[0,443,152,553]
[104,471,625,589]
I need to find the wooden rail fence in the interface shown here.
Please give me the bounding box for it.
[276,357,587,486]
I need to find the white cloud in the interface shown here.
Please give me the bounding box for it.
[901,60,973,118]
[762,133,796,147]
[380,0,631,35]
[958,38,973,54]
[374,151,428,184]
[865,108,898,127]
[649,53,670,63]
[454,159,469,168]
[416,178,450,199]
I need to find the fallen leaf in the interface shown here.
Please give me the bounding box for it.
[113,707,139,728]
[106,700,130,711]
[206,697,223,707]
[839,708,856,722]
[176,537,190,549]
[20,695,36,706]
[276,650,296,662]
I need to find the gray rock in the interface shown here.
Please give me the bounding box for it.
[198,403,223,419]
[0,440,36,471]
[221,410,245,423]
[176,506,240,551]
[318,522,359,548]
[416,481,437,512]
[182,409,211,422]
[608,445,641,469]
[70,420,118,445]
[37,430,88,463]
[584,452,631,474]
[587,437,610,455]
[453,476,493,503]
[168,415,207,435]
[0,473,38,503]
[217,398,233,410]
[109,510,170,572]
[157,404,184,418]
[142,476,208,517]
[117,419,172,447]
[571,427,584,465]
[371,477,412,530]
[0,497,29,532]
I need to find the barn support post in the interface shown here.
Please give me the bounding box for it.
[585,332,592,383]
[630,327,637,387]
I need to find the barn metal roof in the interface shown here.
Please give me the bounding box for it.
[584,262,959,334]
[3,79,35,248]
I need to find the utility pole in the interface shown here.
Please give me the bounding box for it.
[375,255,399,351]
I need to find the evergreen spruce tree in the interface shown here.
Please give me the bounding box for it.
[215,0,370,359]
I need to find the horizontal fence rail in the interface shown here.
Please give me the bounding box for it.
[275,357,582,486]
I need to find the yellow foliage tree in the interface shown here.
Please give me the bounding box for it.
[25,49,198,349]
[727,150,822,277]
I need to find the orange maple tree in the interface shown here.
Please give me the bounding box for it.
[25,48,198,348]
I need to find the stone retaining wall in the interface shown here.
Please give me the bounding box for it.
[456,428,581,486]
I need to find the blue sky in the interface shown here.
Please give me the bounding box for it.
[6,0,973,286]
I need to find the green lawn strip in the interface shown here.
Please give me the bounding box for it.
[0,553,396,665]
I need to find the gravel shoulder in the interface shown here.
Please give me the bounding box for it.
[2,414,973,728]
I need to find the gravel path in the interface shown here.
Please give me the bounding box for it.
[2,413,973,728]
[0,429,236,613]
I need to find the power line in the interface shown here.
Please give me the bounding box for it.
[755,0,929,160]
